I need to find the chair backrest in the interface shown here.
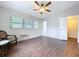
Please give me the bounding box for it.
[0,30,7,40]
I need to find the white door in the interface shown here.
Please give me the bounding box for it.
[59,17,67,40]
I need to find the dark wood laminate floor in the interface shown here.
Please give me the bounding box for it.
[5,36,79,57]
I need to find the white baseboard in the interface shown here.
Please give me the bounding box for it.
[45,35,59,39]
[17,35,41,42]
[17,35,79,44]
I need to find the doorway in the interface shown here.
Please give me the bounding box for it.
[67,16,78,39]
[65,16,79,56]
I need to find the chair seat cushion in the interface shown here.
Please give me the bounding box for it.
[8,38,15,42]
[7,35,16,41]
[0,40,10,45]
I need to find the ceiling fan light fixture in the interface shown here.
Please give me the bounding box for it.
[44,7,48,10]
[34,1,51,14]
[40,7,45,12]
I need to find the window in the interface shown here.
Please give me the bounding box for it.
[10,16,23,28]
[10,16,39,29]
[33,21,39,29]
[43,21,47,35]
[24,20,32,29]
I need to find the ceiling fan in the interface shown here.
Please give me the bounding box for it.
[33,1,52,14]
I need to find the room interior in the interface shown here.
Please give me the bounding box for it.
[0,1,79,57]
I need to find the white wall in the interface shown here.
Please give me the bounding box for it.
[0,7,43,41]
[45,15,59,39]
[45,14,79,43]
[42,21,47,35]
[59,17,67,40]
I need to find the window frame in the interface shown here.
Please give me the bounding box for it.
[10,16,24,29]
[10,16,39,29]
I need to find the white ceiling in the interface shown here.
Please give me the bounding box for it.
[0,1,79,19]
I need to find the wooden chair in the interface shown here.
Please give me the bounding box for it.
[0,30,17,56]
[0,30,17,44]
[0,30,10,56]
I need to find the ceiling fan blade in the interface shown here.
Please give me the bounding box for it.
[34,1,40,6]
[45,1,51,7]
[33,9,39,11]
[45,9,51,12]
